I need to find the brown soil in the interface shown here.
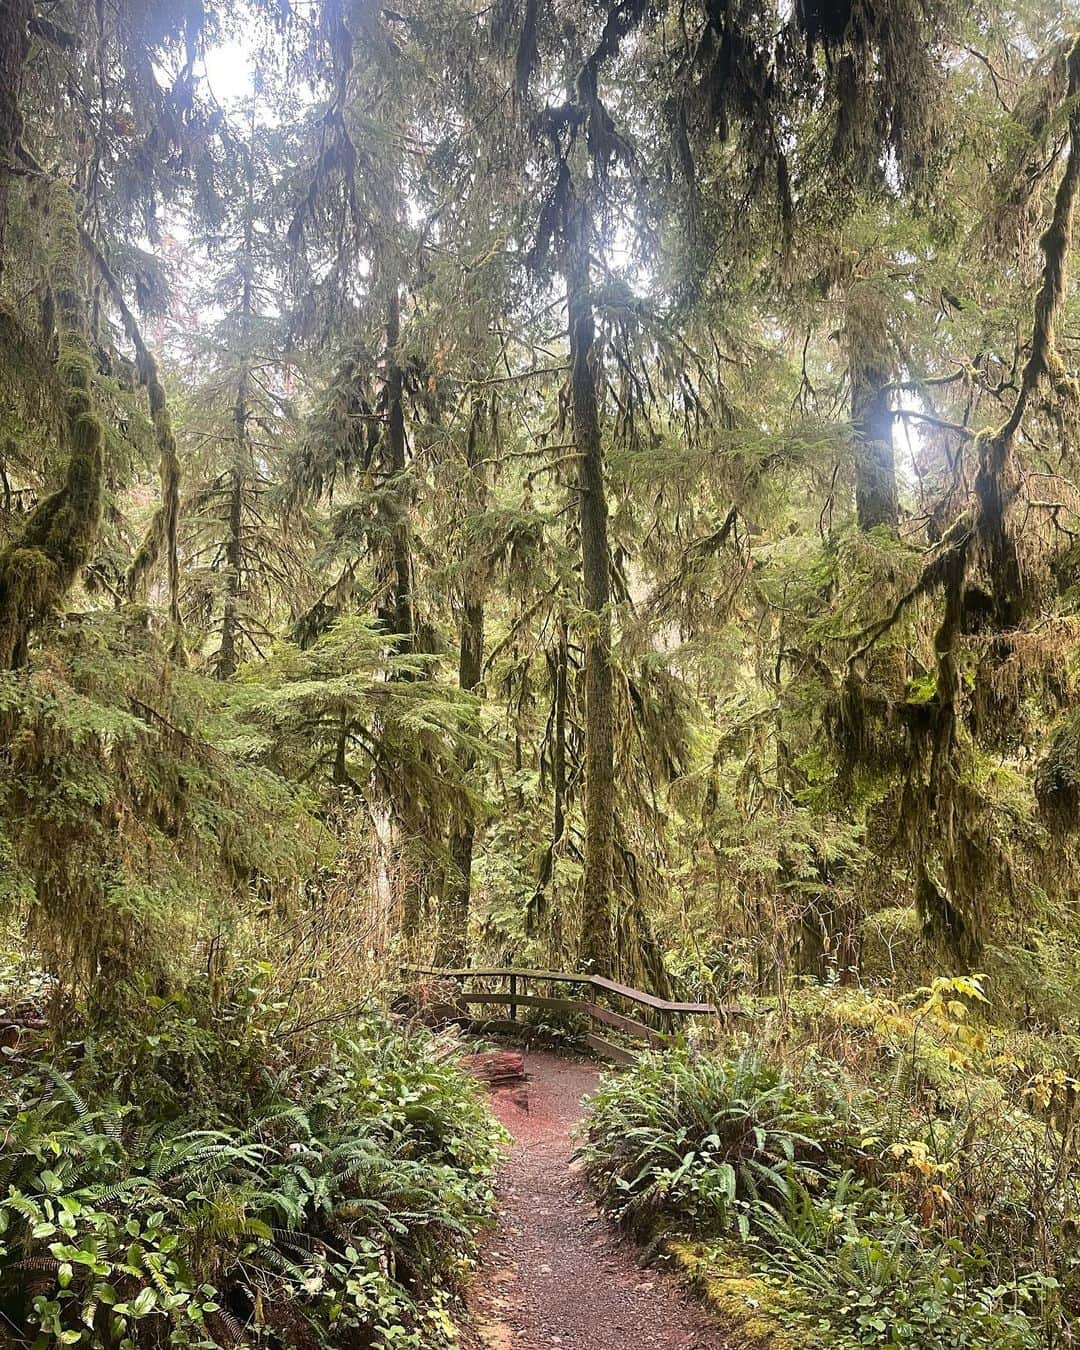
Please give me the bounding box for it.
[459,1049,737,1350]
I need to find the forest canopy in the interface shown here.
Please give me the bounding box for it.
[2,0,1080,1345]
[1,0,1078,997]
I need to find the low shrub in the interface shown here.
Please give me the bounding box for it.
[581,1037,1069,1348]
[579,1045,839,1234]
[0,988,502,1348]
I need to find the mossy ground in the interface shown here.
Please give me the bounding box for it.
[665,1238,813,1349]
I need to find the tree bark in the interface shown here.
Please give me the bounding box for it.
[216,455,244,679]
[382,285,424,940]
[384,286,414,648]
[528,612,569,943]
[0,0,32,275]
[216,126,255,680]
[439,595,483,964]
[852,357,898,532]
[565,206,614,974]
[439,400,487,966]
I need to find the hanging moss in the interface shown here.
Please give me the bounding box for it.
[0,179,104,667]
[1036,711,1080,832]
[80,234,186,646]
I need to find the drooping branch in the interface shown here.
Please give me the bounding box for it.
[993,36,1080,450]
[78,228,181,637]
[852,38,1080,665]
[972,34,1080,628]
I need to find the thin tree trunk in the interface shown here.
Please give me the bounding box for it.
[217,284,250,680]
[384,286,414,648]
[217,455,244,679]
[439,596,483,964]
[217,118,256,681]
[439,399,487,965]
[852,356,898,531]
[382,284,423,940]
[565,206,614,975]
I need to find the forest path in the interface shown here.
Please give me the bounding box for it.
[459,1050,736,1350]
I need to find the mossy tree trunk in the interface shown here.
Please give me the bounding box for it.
[0,180,104,667]
[381,284,424,942]
[0,0,32,275]
[565,202,614,975]
[439,399,487,966]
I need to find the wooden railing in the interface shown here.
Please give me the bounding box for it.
[402,965,719,1065]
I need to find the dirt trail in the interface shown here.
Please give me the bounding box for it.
[460,1050,735,1350]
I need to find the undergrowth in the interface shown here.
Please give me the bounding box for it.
[581,977,1080,1348]
[0,965,502,1349]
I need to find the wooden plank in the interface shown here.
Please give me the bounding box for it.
[458,992,585,1014]
[403,965,593,986]
[585,1002,666,1045]
[584,1032,639,1067]
[590,974,715,1016]
[401,965,720,1018]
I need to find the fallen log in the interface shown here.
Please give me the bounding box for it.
[460,1049,527,1086]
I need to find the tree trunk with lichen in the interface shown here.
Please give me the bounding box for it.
[383,287,414,648]
[0,0,32,275]
[0,180,104,668]
[438,399,487,966]
[565,205,614,976]
[216,456,245,680]
[382,285,424,941]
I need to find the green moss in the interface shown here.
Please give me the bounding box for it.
[666,1238,813,1348]
[0,178,104,667]
[1036,709,1080,830]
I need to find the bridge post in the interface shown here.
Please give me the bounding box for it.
[509,973,518,1021]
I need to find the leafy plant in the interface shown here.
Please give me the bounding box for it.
[580,1045,833,1233]
[0,992,502,1348]
[582,1042,1065,1347]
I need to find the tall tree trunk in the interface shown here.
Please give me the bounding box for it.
[216,454,244,679]
[529,613,569,945]
[438,401,487,966]
[0,0,31,275]
[382,284,423,940]
[216,122,256,681]
[852,356,897,532]
[439,595,483,964]
[0,182,104,667]
[565,206,614,974]
[384,286,414,648]
[846,337,898,980]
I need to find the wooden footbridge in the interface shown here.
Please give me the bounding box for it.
[403,964,719,1064]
